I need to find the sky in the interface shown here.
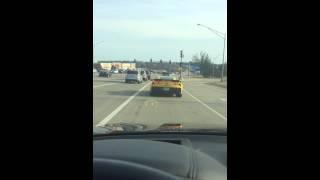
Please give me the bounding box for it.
[93,0,227,63]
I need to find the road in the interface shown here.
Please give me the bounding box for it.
[93,73,227,130]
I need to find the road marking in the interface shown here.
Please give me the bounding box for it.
[96,82,151,127]
[93,83,116,88]
[183,89,227,121]
[220,98,227,102]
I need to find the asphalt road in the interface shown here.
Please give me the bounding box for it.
[93,73,227,130]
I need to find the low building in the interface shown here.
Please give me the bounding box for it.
[98,61,136,70]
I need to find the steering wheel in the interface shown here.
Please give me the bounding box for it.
[94,158,183,180]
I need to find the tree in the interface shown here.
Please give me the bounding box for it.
[93,63,102,71]
[192,54,200,63]
[192,52,212,77]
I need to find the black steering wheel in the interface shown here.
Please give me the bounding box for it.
[94,158,183,180]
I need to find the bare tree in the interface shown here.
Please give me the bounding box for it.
[192,51,212,77]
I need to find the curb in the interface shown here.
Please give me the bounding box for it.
[206,82,227,88]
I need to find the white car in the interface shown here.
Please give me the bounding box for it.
[112,69,119,73]
[125,70,143,83]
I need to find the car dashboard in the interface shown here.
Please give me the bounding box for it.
[93,133,227,180]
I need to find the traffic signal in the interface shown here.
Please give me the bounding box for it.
[180,50,184,58]
[160,59,162,63]
[169,60,171,64]
[134,59,136,63]
[150,58,152,63]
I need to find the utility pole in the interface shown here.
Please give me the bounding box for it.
[220,34,226,82]
[188,62,190,78]
[180,50,184,80]
[212,61,215,79]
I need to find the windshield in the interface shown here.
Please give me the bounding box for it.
[93,0,227,133]
[158,76,175,81]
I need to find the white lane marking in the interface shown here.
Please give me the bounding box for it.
[220,98,227,102]
[93,83,116,88]
[183,89,227,121]
[96,82,151,127]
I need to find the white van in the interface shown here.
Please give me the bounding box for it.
[125,70,143,83]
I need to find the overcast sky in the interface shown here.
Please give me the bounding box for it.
[93,0,226,63]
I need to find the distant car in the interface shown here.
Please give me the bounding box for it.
[140,70,148,81]
[111,69,119,73]
[118,69,124,73]
[146,71,151,80]
[99,70,112,78]
[125,70,143,83]
[150,76,183,97]
[162,72,170,76]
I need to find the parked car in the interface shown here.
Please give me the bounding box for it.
[111,69,119,73]
[99,70,112,78]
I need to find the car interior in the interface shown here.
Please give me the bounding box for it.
[93,132,227,180]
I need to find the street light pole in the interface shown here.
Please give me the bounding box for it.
[221,34,226,82]
[197,24,226,82]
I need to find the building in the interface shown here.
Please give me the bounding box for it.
[98,61,136,70]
